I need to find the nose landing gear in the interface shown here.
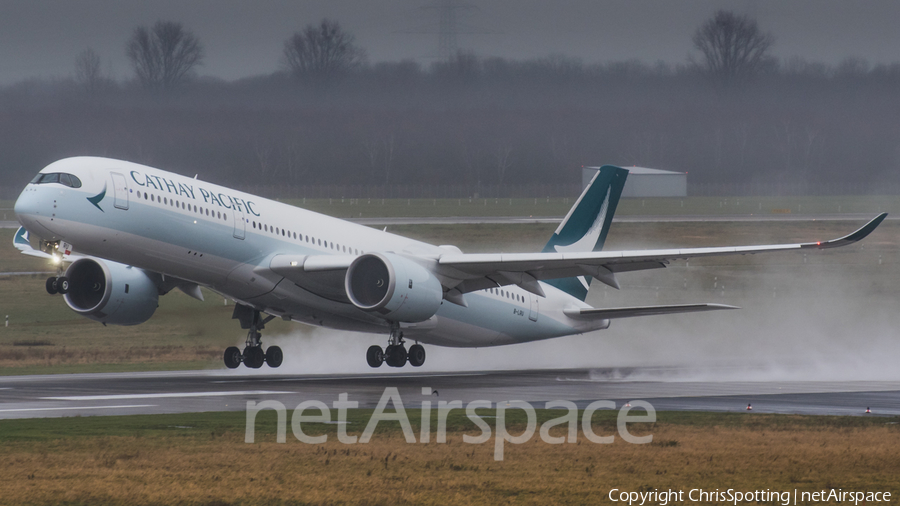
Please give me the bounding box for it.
[45,276,69,295]
[225,305,283,369]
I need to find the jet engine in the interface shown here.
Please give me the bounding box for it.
[63,258,159,325]
[345,253,443,322]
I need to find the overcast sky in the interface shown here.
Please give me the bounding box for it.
[2,0,900,84]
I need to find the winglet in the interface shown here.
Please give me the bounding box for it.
[13,226,52,259]
[802,213,888,249]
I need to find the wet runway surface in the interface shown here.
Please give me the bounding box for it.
[1,368,898,419]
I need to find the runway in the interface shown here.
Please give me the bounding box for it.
[1,368,898,420]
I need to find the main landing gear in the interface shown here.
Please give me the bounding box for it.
[367,323,426,368]
[225,305,283,369]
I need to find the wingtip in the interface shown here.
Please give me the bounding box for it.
[804,212,888,249]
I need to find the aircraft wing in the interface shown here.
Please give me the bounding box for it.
[13,226,88,262]
[435,213,888,296]
[563,303,738,320]
[13,226,53,259]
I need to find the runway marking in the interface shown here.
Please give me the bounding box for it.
[0,404,156,413]
[41,390,293,401]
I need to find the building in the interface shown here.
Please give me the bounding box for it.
[582,166,687,197]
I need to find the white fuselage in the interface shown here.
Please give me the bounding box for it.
[15,157,605,347]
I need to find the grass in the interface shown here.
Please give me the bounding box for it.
[0,410,897,505]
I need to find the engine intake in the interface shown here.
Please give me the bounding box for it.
[64,258,159,325]
[345,253,442,322]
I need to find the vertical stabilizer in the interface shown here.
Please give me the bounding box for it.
[542,165,628,300]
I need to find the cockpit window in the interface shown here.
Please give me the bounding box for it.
[29,172,82,188]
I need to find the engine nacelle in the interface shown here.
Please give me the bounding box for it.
[63,258,159,326]
[345,253,443,323]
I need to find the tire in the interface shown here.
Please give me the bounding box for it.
[366,345,384,368]
[57,276,70,295]
[384,345,396,367]
[387,345,407,368]
[408,344,426,367]
[243,346,265,369]
[265,346,284,368]
[45,277,58,295]
[224,346,242,369]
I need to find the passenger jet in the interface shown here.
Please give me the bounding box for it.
[13,157,886,369]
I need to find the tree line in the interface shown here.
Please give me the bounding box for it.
[1,11,898,196]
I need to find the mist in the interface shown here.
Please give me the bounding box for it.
[223,239,900,383]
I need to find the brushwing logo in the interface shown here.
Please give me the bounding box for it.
[552,187,610,254]
[14,226,29,247]
[87,184,107,212]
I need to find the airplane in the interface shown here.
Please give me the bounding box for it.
[12,157,886,369]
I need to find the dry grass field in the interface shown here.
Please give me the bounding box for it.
[0,410,898,505]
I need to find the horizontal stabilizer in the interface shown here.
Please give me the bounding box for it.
[564,303,738,320]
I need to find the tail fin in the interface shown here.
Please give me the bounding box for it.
[542,165,628,301]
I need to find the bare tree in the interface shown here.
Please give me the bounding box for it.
[494,143,513,184]
[692,10,774,86]
[126,21,204,90]
[282,19,365,82]
[74,48,105,93]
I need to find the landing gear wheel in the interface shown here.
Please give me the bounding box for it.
[408,344,426,367]
[243,346,265,369]
[385,344,408,368]
[265,346,283,368]
[57,276,69,295]
[366,345,384,368]
[224,346,242,369]
[46,277,58,295]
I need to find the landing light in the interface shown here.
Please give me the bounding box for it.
[290,261,298,266]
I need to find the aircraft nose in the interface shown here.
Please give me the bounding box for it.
[14,185,43,224]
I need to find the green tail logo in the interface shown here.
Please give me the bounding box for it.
[542,166,628,301]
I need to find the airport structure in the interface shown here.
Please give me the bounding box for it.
[582,166,687,197]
